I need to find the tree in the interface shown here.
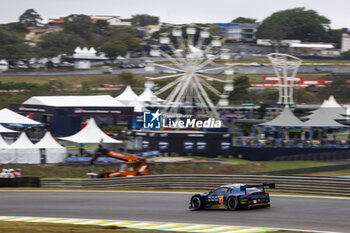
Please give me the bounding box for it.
[256,8,331,42]
[118,71,136,86]
[229,75,251,103]
[63,14,94,39]
[0,27,28,59]
[5,22,28,34]
[231,17,256,23]
[100,41,127,61]
[114,33,142,51]
[19,9,42,27]
[95,20,109,33]
[341,50,350,57]
[131,14,159,26]
[38,31,86,57]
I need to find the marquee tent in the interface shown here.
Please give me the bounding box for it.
[0,135,15,164]
[59,118,122,144]
[137,87,164,103]
[35,132,67,163]
[115,85,138,105]
[127,99,145,112]
[303,96,346,120]
[259,107,306,128]
[9,132,40,164]
[0,108,41,126]
[0,125,18,133]
[23,95,124,107]
[303,108,348,128]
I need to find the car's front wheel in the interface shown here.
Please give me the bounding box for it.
[190,196,204,210]
[226,197,239,211]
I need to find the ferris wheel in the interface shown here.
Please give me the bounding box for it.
[144,25,234,119]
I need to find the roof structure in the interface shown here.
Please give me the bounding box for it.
[137,87,164,103]
[304,96,345,120]
[259,107,306,128]
[59,118,122,144]
[35,132,64,149]
[303,108,348,128]
[127,99,145,112]
[0,135,9,148]
[9,132,36,148]
[23,95,124,107]
[0,125,18,133]
[326,95,342,108]
[115,85,138,105]
[0,108,41,126]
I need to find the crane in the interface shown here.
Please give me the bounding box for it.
[90,146,149,178]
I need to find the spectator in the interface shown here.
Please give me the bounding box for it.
[14,169,21,178]
[7,169,14,178]
[0,169,8,178]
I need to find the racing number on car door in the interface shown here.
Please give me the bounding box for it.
[218,195,224,204]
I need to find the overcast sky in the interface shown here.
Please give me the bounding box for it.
[1,0,349,28]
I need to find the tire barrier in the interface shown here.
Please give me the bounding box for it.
[41,174,350,196]
[0,177,40,187]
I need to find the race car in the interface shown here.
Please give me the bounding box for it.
[189,183,275,211]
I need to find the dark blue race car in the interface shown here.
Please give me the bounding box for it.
[189,183,275,211]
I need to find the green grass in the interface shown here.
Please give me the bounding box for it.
[258,161,334,171]
[184,156,334,172]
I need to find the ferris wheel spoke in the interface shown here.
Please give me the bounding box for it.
[196,73,231,83]
[193,75,219,119]
[155,78,182,95]
[159,49,185,68]
[147,73,183,81]
[198,77,222,97]
[153,63,184,73]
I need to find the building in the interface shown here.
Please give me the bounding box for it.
[71,47,107,69]
[90,15,131,26]
[138,25,160,38]
[47,15,131,29]
[214,23,258,42]
[341,28,350,52]
[10,95,133,137]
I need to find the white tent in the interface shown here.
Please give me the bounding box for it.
[304,108,348,128]
[0,135,15,164]
[127,99,145,112]
[59,118,122,144]
[304,96,345,120]
[0,125,18,133]
[35,132,67,163]
[0,59,8,72]
[0,108,41,126]
[259,107,306,128]
[137,87,164,103]
[115,85,138,105]
[10,132,40,164]
[325,95,342,108]
[23,95,124,107]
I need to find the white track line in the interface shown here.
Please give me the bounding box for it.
[0,216,341,233]
[1,189,349,200]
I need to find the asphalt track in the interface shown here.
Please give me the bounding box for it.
[2,65,350,76]
[0,190,348,232]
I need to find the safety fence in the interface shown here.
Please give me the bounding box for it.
[40,175,350,196]
[0,177,40,187]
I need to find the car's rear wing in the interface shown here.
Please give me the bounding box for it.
[240,183,275,194]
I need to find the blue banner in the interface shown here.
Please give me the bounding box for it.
[183,139,195,152]
[220,139,232,152]
[196,140,207,152]
[158,140,169,152]
[142,140,150,150]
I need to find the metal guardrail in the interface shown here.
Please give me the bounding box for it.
[41,175,350,196]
